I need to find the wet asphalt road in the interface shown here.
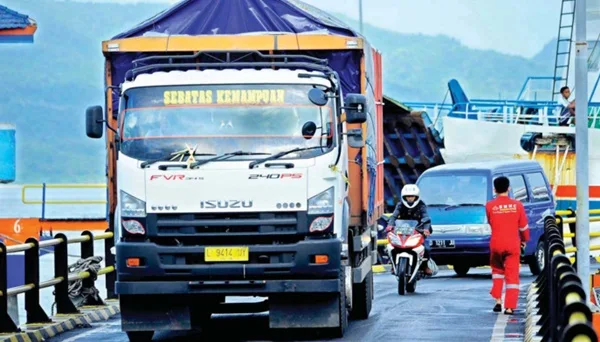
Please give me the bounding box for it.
[48,267,534,342]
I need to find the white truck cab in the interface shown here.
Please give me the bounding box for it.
[85,52,373,340]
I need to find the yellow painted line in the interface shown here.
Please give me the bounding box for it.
[372,265,387,273]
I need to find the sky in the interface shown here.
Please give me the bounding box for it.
[55,0,563,59]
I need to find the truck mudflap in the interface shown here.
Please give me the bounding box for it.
[352,254,373,283]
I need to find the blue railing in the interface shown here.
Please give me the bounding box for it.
[406,100,600,131]
[516,76,562,101]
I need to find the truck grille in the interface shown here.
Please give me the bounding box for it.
[146,212,306,245]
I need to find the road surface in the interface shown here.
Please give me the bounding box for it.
[48,267,534,342]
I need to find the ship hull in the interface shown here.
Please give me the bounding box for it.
[441,116,600,210]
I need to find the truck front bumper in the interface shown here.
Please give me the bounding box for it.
[115,238,341,295]
[116,278,340,295]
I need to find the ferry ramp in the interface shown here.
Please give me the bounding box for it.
[0,229,533,342]
[1,217,598,341]
[46,268,533,342]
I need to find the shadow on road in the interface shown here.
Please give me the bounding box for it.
[154,314,345,341]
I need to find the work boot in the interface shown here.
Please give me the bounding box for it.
[424,267,433,275]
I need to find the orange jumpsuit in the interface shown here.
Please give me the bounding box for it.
[485,195,530,310]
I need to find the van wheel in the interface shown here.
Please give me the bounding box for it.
[453,264,470,277]
[528,240,545,275]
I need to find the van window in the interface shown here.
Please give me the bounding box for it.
[508,175,529,203]
[418,174,488,206]
[525,172,551,202]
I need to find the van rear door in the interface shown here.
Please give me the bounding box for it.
[522,171,554,251]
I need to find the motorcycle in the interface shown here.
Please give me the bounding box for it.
[385,218,438,295]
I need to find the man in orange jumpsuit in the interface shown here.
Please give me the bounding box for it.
[485,176,530,315]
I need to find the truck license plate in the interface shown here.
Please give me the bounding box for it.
[205,247,249,262]
[431,240,455,249]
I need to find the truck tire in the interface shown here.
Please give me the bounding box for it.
[350,270,373,320]
[126,331,154,342]
[332,266,348,338]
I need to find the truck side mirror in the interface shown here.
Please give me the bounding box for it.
[308,88,328,106]
[346,128,364,148]
[343,93,367,124]
[301,121,317,139]
[86,106,104,139]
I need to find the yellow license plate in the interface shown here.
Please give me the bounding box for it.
[204,246,249,262]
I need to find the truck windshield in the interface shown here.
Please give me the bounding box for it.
[119,84,335,161]
[417,174,489,206]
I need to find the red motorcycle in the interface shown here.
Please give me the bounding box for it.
[385,219,438,295]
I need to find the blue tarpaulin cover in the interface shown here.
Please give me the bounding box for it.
[0,5,29,30]
[108,0,364,98]
[107,0,380,219]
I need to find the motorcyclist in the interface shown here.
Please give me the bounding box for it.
[386,184,433,275]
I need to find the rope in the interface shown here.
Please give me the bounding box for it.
[51,256,103,315]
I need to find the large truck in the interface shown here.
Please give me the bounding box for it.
[84,1,384,340]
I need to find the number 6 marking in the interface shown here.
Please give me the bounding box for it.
[13,219,22,234]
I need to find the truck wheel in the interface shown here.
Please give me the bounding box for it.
[350,270,373,320]
[332,266,348,338]
[126,331,154,342]
[528,240,545,276]
[453,264,470,277]
[397,259,407,295]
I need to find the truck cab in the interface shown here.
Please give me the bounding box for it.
[85,50,377,340]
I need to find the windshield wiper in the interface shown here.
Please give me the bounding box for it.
[141,151,216,168]
[191,150,270,169]
[444,203,485,211]
[248,146,324,169]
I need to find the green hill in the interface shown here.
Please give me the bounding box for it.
[0,0,556,183]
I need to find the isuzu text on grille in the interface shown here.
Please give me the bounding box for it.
[199,200,253,209]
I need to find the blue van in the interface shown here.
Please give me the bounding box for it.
[415,160,555,276]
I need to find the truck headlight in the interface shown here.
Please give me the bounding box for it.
[120,191,146,217]
[466,224,491,235]
[308,187,334,214]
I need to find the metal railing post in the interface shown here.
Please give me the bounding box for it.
[41,183,46,220]
[80,231,104,306]
[104,228,116,299]
[24,238,51,324]
[567,208,577,270]
[53,233,78,314]
[0,243,19,333]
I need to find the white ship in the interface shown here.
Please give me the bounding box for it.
[406,0,600,212]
